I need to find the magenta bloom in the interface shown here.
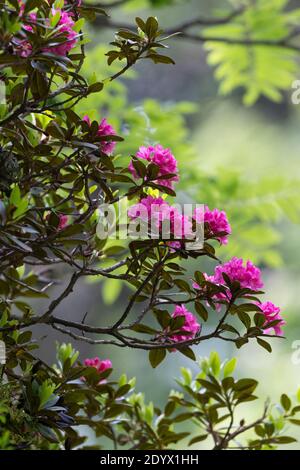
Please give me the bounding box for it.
[15,9,77,58]
[169,305,201,343]
[84,357,112,373]
[58,214,69,230]
[83,115,117,155]
[128,196,193,245]
[193,258,264,309]
[45,10,78,56]
[194,206,231,245]
[256,301,285,336]
[212,257,264,291]
[129,145,179,189]
[128,195,165,224]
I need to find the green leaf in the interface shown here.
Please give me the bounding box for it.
[10,185,21,206]
[209,351,221,376]
[195,302,208,321]
[204,2,299,105]
[164,401,176,417]
[238,311,251,330]
[149,348,166,368]
[273,436,297,444]
[254,313,266,328]
[179,347,196,361]
[281,394,292,412]
[147,54,175,65]
[189,434,208,445]
[223,358,237,378]
[102,278,122,305]
[131,324,158,335]
[145,17,159,38]
[135,17,147,33]
[234,378,258,393]
[257,337,272,353]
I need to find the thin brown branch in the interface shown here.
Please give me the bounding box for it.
[38,271,82,322]
[83,0,129,9]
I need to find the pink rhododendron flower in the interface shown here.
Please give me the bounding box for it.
[84,357,112,373]
[45,9,78,56]
[211,257,263,291]
[169,305,201,342]
[256,301,285,336]
[193,258,264,310]
[57,214,69,230]
[83,115,117,155]
[129,145,179,189]
[194,206,231,245]
[128,196,193,245]
[83,357,112,384]
[15,8,78,58]
[128,195,165,224]
[193,257,263,292]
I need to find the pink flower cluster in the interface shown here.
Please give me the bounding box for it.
[210,257,264,291]
[194,206,231,245]
[128,196,193,245]
[84,357,112,373]
[193,257,264,304]
[15,6,78,58]
[256,301,286,336]
[47,10,78,57]
[193,257,285,336]
[83,116,117,155]
[169,305,201,342]
[129,145,179,189]
[128,197,232,250]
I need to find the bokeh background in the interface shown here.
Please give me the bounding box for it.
[35,0,300,448]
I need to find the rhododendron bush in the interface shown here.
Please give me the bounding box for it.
[0,0,299,452]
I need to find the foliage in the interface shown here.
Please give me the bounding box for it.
[185,169,300,267]
[98,0,300,105]
[1,349,300,449]
[77,44,300,276]
[204,0,300,105]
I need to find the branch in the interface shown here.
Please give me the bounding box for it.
[92,7,245,31]
[111,258,165,329]
[82,0,129,8]
[161,7,245,33]
[91,8,300,52]
[176,32,300,51]
[38,271,82,323]
[214,403,269,450]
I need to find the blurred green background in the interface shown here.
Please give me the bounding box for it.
[36,0,300,448]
